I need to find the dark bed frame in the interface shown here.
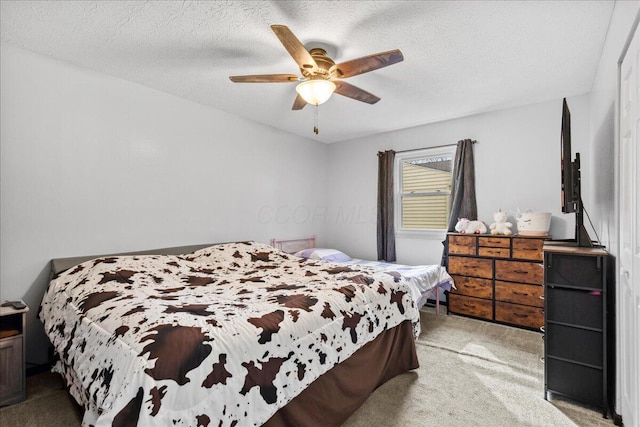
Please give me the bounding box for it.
[49,243,219,278]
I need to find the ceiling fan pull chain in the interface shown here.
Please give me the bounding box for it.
[314,105,319,134]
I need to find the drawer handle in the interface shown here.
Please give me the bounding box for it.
[539,326,545,333]
[514,270,529,275]
[512,291,528,296]
[539,295,544,300]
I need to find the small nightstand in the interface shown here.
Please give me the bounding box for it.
[0,301,29,406]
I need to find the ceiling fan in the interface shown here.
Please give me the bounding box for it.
[229,25,404,111]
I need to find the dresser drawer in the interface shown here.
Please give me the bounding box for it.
[495,260,543,285]
[448,256,493,279]
[451,275,493,299]
[545,253,604,290]
[495,301,543,329]
[546,323,603,367]
[512,238,544,261]
[449,294,492,320]
[546,358,604,407]
[448,235,476,255]
[478,236,510,248]
[495,281,543,307]
[478,247,510,258]
[545,287,603,329]
[0,335,23,403]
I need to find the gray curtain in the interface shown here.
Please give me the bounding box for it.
[442,139,477,265]
[447,139,478,231]
[377,150,396,262]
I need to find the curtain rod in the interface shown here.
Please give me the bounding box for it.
[394,140,478,154]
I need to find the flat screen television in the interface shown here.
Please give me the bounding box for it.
[560,98,593,247]
[561,98,574,213]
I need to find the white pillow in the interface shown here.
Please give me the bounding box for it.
[294,248,352,262]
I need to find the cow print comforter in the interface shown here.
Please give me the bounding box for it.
[40,241,420,426]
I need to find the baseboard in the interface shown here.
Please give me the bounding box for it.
[26,362,53,377]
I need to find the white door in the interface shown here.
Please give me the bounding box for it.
[619,21,640,427]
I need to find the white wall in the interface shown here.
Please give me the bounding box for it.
[325,96,591,266]
[587,0,640,420]
[0,44,328,364]
[589,1,640,253]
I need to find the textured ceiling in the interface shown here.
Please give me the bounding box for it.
[1,1,614,143]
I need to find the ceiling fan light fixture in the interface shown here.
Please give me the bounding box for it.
[295,79,336,105]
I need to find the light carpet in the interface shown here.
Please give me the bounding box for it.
[343,309,612,426]
[0,309,613,426]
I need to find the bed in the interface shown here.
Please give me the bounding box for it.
[40,241,420,426]
[271,237,455,314]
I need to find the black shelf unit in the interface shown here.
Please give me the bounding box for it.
[543,244,612,418]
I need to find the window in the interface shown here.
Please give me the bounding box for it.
[395,146,456,238]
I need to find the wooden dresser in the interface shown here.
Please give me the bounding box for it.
[446,233,545,330]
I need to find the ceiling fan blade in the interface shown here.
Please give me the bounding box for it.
[331,49,404,78]
[270,25,318,73]
[229,74,299,83]
[334,81,381,104]
[292,94,307,110]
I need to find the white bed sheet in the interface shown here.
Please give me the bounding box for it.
[340,259,455,309]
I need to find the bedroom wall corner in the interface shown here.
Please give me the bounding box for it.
[588,0,640,254]
[0,43,329,364]
[587,0,640,420]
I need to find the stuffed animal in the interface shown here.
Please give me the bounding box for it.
[490,210,513,235]
[454,218,488,234]
[454,218,469,233]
